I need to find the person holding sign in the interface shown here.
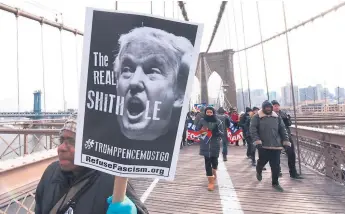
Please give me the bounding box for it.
[34,114,148,214]
[197,107,224,191]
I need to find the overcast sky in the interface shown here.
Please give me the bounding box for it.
[0,0,344,111]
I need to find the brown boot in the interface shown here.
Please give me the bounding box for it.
[207,176,215,191]
[212,169,217,180]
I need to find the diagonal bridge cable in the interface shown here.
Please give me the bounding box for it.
[236,1,345,53]
[177,1,189,21]
[206,1,227,53]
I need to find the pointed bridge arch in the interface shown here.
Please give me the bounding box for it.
[195,49,236,108]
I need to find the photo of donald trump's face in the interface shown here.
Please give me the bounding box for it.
[113,27,194,141]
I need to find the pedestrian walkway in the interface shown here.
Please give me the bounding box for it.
[131,145,345,214]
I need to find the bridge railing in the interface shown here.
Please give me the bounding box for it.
[291,126,345,185]
[0,129,60,160]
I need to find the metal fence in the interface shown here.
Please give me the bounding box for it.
[0,129,60,160]
[291,127,345,185]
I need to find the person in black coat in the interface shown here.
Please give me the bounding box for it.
[272,100,303,179]
[197,107,223,191]
[35,114,148,214]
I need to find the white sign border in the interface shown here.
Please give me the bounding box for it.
[74,7,204,181]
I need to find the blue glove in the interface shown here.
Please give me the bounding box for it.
[106,196,137,214]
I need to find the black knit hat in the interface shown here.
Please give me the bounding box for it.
[204,106,215,114]
[262,100,273,109]
[252,106,259,111]
[245,107,252,113]
[271,100,280,106]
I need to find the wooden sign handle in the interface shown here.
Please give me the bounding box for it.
[112,176,128,202]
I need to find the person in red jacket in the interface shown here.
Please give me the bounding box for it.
[230,108,240,146]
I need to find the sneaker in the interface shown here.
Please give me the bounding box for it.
[279,172,283,177]
[272,184,284,192]
[223,154,228,161]
[251,162,256,167]
[262,167,267,171]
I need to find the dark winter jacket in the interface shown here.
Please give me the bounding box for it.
[239,112,251,138]
[197,117,224,158]
[250,110,290,150]
[216,113,230,133]
[277,110,292,138]
[35,161,148,214]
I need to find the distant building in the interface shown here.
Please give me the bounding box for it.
[236,89,250,112]
[281,84,298,107]
[269,91,277,101]
[335,87,345,103]
[299,86,320,102]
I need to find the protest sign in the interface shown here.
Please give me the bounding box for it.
[227,121,243,143]
[74,8,203,180]
[186,122,200,142]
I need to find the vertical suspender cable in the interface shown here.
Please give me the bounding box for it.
[115,1,118,10]
[223,7,229,51]
[232,1,246,111]
[75,33,79,86]
[40,20,46,112]
[59,28,66,111]
[164,1,166,17]
[240,2,251,108]
[234,2,248,109]
[15,12,20,112]
[150,1,153,14]
[282,2,302,175]
[40,20,48,147]
[172,1,174,18]
[256,1,270,101]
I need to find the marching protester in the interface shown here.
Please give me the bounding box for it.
[240,107,255,164]
[217,107,231,161]
[197,106,224,191]
[230,108,240,146]
[35,114,148,214]
[194,105,206,127]
[272,100,303,179]
[252,106,260,114]
[250,101,291,192]
[239,107,252,156]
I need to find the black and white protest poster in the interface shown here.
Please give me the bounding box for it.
[74,8,203,180]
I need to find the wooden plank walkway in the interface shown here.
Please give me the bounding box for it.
[131,144,345,214]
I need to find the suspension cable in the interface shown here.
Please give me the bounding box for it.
[206,1,227,53]
[232,1,246,111]
[240,2,252,108]
[236,1,345,53]
[59,29,66,111]
[75,33,79,87]
[256,1,269,101]
[15,11,20,112]
[282,1,302,175]
[177,1,189,21]
[223,6,230,50]
[40,20,47,112]
[0,2,83,35]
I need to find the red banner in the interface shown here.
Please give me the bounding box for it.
[227,128,243,142]
[186,130,200,142]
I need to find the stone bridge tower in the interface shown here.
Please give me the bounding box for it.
[195,49,236,109]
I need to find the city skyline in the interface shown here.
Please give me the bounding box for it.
[236,84,344,110]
